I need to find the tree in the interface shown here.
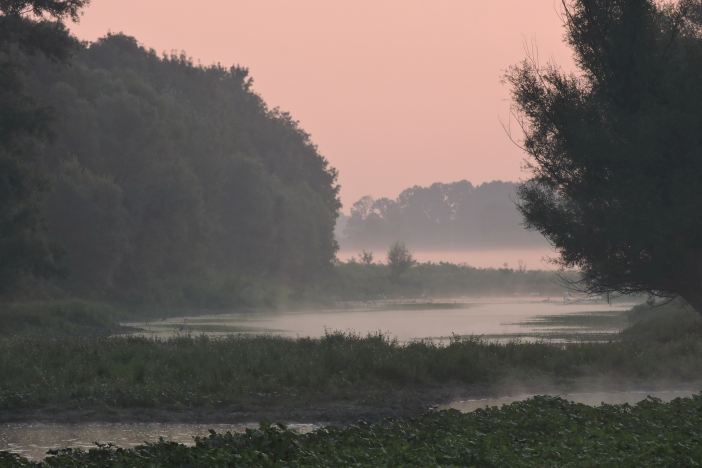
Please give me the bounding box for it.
[11,32,340,304]
[507,0,702,311]
[0,0,89,292]
[387,241,415,278]
[45,159,128,294]
[360,250,374,265]
[340,180,545,250]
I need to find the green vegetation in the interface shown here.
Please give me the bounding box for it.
[341,180,546,250]
[1,5,339,307]
[0,300,129,337]
[386,241,415,278]
[2,1,701,465]
[623,300,702,342]
[0,0,89,293]
[326,261,574,299]
[1,302,700,418]
[508,0,702,311]
[4,395,702,466]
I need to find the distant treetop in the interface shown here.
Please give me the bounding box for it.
[340,180,546,250]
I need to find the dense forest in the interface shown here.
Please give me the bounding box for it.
[6,32,340,305]
[339,180,546,250]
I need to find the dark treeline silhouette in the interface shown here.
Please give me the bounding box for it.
[340,180,546,250]
[4,29,340,305]
[508,0,702,312]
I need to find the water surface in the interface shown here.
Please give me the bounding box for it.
[4,389,698,460]
[128,297,634,343]
[0,422,317,461]
[445,389,699,412]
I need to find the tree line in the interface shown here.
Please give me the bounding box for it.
[509,0,702,312]
[1,4,340,305]
[340,180,546,250]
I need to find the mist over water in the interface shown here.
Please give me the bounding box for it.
[337,247,558,270]
[445,390,699,413]
[0,422,318,461]
[129,297,632,343]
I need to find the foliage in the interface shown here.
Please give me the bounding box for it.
[342,180,545,250]
[623,299,702,342]
[507,0,702,311]
[2,304,702,415]
[326,261,573,300]
[386,241,415,278]
[8,32,340,304]
[359,249,373,265]
[0,2,87,293]
[0,299,128,337]
[0,1,88,21]
[4,395,702,466]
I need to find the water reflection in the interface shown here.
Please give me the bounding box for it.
[444,389,699,412]
[0,422,317,461]
[128,297,635,343]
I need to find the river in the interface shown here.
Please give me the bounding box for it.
[3,389,699,461]
[3,297,660,460]
[126,296,634,343]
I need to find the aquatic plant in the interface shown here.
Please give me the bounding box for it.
[3,395,702,466]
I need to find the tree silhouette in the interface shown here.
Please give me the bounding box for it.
[508,0,702,311]
[387,242,415,279]
[0,0,89,291]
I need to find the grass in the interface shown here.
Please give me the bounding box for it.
[1,300,701,465]
[2,302,702,416]
[322,262,577,300]
[4,394,702,466]
[0,300,131,337]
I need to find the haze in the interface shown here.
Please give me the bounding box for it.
[71,0,574,209]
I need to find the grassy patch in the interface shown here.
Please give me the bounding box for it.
[0,300,131,337]
[2,317,702,416]
[4,395,702,466]
[623,300,702,342]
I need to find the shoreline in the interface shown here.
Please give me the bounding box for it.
[3,380,701,426]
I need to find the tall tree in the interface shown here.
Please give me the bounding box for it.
[507,0,702,310]
[15,33,340,304]
[0,0,88,291]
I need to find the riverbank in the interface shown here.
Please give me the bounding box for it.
[1,301,700,425]
[4,394,702,466]
[2,380,700,426]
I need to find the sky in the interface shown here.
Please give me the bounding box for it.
[70,1,574,210]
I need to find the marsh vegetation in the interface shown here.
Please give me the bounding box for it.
[5,394,702,466]
[2,0,702,465]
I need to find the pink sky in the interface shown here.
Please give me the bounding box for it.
[71,1,574,210]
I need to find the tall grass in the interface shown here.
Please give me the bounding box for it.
[2,322,701,413]
[0,300,128,337]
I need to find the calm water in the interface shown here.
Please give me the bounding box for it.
[3,297,645,460]
[444,389,699,412]
[4,390,699,460]
[128,297,634,342]
[0,422,317,461]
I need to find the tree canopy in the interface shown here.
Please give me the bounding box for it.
[341,180,546,250]
[4,28,340,305]
[0,0,89,293]
[508,0,702,311]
